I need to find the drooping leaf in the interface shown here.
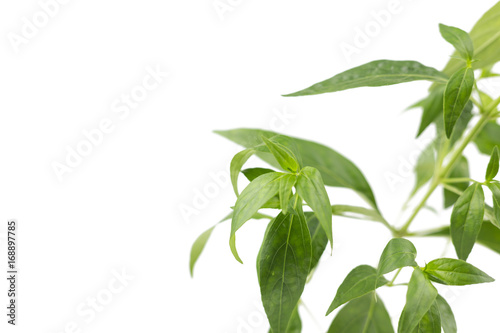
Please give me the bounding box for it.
[284,60,447,97]
[192,212,269,277]
[488,182,500,224]
[215,129,379,209]
[279,174,297,214]
[242,167,275,181]
[424,258,494,285]
[377,238,418,275]
[326,265,388,315]
[435,295,457,333]
[258,211,312,333]
[441,2,500,74]
[230,149,255,196]
[231,172,283,262]
[332,205,386,223]
[262,136,300,172]
[443,67,474,138]
[486,146,500,181]
[295,166,333,246]
[474,121,500,155]
[439,24,474,61]
[305,212,328,272]
[450,183,485,260]
[412,143,436,196]
[398,268,438,333]
[413,86,445,137]
[327,293,394,333]
[443,156,470,208]
[412,302,441,333]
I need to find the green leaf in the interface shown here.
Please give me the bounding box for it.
[449,101,473,148]
[441,2,500,74]
[305,212,328,272]
[279,174,297,214]
[231,172,283,263]
[242,167,275,181]
[285,306,302,333]
[230,149,255,196]
[284,60,447,97]
[327,293,394,333]
[412,143,436,196]
[326,265,388,315]
[332,205,386,223]
[377,238,418,275]
[412,302,441,333]
[424,258,494,285]
[413,86,445,137]
[295,166,333,246]
[263,136,300,172]
[474,121,500,155]
[215,128,378,209]
[439,24,474,61]
[488,182,500,225]
[443,67,474,138]
[258,211,312,333]
[450,183,485,260]
[444,156,470,208]
[486,146,500,181]
[435,295,457,333]
[398,268,438,333]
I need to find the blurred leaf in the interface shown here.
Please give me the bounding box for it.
[412,143,436,196]
[488,182,500,225]
[486,146,500,181]
[332,205,386,223]
[474,121,500,155]
[305,212,328,272]
[435,295,457,333]
[413,86,445,137]
[284,60,447,97]
[230,149,255,196]
[444,156,470,208]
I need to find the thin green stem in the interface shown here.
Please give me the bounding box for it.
[441,177,476,183]
[387,267,403,286]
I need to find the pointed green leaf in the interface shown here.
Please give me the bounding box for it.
[262,136,300,172]
[215,129,379,209]
[295,166,333,246]
[258,211,312,333]
[443,67,474,138]
[412,302,441,333]
[327,293,394,333]
[398,268,438,333]
[441,2,500,73]
[378,238,418,275]
[284,306,302,333]
[435,295,457,333]
[450,183,485,260]
[444,156,470,208]
[488,182,500,224]
[230,149,255,196]
[486,146,499,181]
[449,101,473,147]
[284,60,447,97]
[439,24,474,61]
[474,121,500,155]
[305,212,328,272]
[231,172,283,263]
[242,167,275,181]
[412,143,436,196]
[424,258,494,285]
[326,265,388,315]
[279,174,297,214]
[414,86,445,137]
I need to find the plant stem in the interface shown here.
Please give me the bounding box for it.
[397,110,494,235]
[387,267,403,286]
[441,177,475,183]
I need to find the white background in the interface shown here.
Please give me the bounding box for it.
[1,0,499,332]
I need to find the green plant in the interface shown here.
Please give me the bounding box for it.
[190,3,500,332]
